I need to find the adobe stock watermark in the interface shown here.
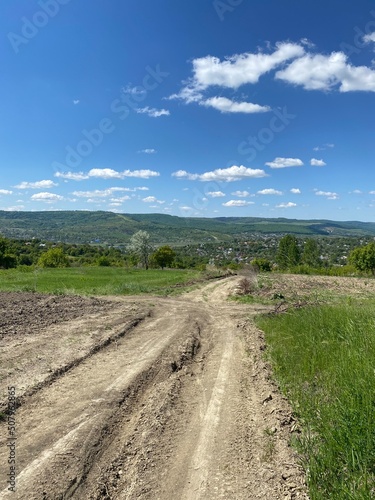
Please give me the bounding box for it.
[213,0,244,21]
[7,0,73,55]
[339,9,375,57]
[7,386,17,493]
[52,65,169,172]
[237,106,296,163]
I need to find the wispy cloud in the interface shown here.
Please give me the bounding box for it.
[222,200,255,207]
[313,143,334,151]
[15,180,58,189]
[172,165,267,182]
[315,190,339,200]
[265,157,303,168]
[207,191,226,197]
[88,168,160,179]
[55,171,89,181]
[276,202,297,208]
[310,158,326,166]
[73,187,148,198]
[136,106,170,117]
[231,190,250,197]
[138,148,157,154]
[0,189,13,195]
[73,99,80,105]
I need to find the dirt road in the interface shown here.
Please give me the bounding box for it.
[0,278,308,499]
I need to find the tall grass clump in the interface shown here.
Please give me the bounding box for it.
[256,301,375,499]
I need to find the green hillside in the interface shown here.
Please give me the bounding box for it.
[1,210,375,244]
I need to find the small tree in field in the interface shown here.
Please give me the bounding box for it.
[276,235,300,270]
[303,238,321,267]
[152,245,175,269]
[128,230,153,270]
[38,248,70,268]
[349,242,375,275]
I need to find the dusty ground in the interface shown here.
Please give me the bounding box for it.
[0,274,361,499]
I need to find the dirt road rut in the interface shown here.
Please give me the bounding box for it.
[0,278,308,499]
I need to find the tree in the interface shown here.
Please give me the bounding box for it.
[38,248,70,268]
[152,245,176,269]
[251,257,272,272]
[349,242,375,274]
[127,230,153,270]
[276,235,300,270]
[302,238,321,267]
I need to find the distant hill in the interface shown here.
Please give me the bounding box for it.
[0,210,375,245]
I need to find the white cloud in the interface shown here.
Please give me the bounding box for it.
[315,190,339,200]
[88,168,159,179]
[352,189,362,194]
[265,157,303,168]
[231,190,250,197]
[310,158,326,166]
[73,187,145,198]
[207,191,226,197]
[31,192,63,202]
[0,189,13,195]
[202,97,270,114]
[313,143,334,151]
[138,148,157,154]
[122,85,147,96]
[189,42,304,90]
[276,202,297,208]
[179,205,193,211]
[363,32,375,44]
[109,196,131,202]
[222,200,254,207]
[172,165,267,182]
[276,51,375,92]
[55,171,89,181]
[15,180,58,189]
[257,188,283,195]
[142,196,165,204]
[136,106,170,117]
[290,188,301,194]
[3,205,25,211]
[73,99,80,105]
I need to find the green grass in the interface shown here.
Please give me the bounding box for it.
[256,301,375,499]
[0,267,202,295]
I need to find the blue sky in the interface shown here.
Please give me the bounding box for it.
[1,0,375,221]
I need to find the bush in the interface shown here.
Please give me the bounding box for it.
[38,248,70,268]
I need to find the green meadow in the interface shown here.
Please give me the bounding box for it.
[257,300,375,499]
[0,266,202,296]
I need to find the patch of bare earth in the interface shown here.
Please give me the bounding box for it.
[0,277,314,499]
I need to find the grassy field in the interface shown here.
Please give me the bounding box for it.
[0,267,203,295]
[256,299,375,499]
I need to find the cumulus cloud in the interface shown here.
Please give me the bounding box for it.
[290,188,301,194]
[0,189,13,195]
[136,106,170,117]
[276,51,375,92]
[172,165,267,182]
[31,192,63,202]
[55,171,89,181]
[222,200,255,207]
[276,202,297,208]
[257,188,283,195]
[265,157,303,168]
[202,97,270,114]
[142,196,165,204]
[363,32,375,44]
[315,190,339,200]
[310,158,326,166]
[187,42,304,91]
[15,180,58,189]
[207,191,226,197]
[231,190,250,197]
[88,168,159,179]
